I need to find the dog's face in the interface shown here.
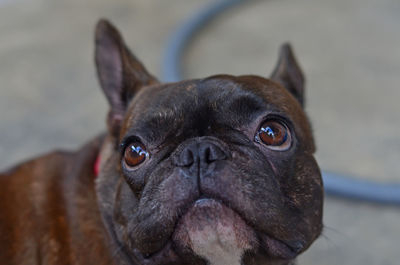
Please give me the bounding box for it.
[94,20,323,265]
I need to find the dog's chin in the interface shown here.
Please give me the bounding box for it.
[172,198,256,265]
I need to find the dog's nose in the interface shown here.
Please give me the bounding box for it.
[174,141,227,168]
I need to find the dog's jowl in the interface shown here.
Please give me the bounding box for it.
[0,20,323,265]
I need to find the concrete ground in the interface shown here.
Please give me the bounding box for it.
[0,0,399,264]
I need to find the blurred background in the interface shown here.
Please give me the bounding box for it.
[0,0,399,264]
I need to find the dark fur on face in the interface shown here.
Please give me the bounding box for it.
[95,20,323,265]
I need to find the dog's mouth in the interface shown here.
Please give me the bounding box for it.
[135,198,299,265]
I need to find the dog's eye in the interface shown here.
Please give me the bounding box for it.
[256,120,291,150]
[123,142,149,167]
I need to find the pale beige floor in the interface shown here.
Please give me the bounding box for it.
[0,0,399,264]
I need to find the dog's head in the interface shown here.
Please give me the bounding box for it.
[94,20,323,265]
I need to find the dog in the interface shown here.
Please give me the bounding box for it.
[0,19,323,265]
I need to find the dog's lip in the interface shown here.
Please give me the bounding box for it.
[258,233,299,260]
[132,241,180,265]
[194,197,210,204]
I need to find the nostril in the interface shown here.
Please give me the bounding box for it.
[204,148,212,163]
[177,148,195,167]
[203,144,227,164]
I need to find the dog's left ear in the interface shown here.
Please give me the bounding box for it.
[270,43,305,106]
[95,19,158,137]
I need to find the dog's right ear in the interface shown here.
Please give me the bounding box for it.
[270,43,305,107]
[95,19,158,137]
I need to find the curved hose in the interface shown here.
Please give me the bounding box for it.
[161,0,400,205]
[162,0,243,83]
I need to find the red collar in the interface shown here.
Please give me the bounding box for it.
[94,155,101,178]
